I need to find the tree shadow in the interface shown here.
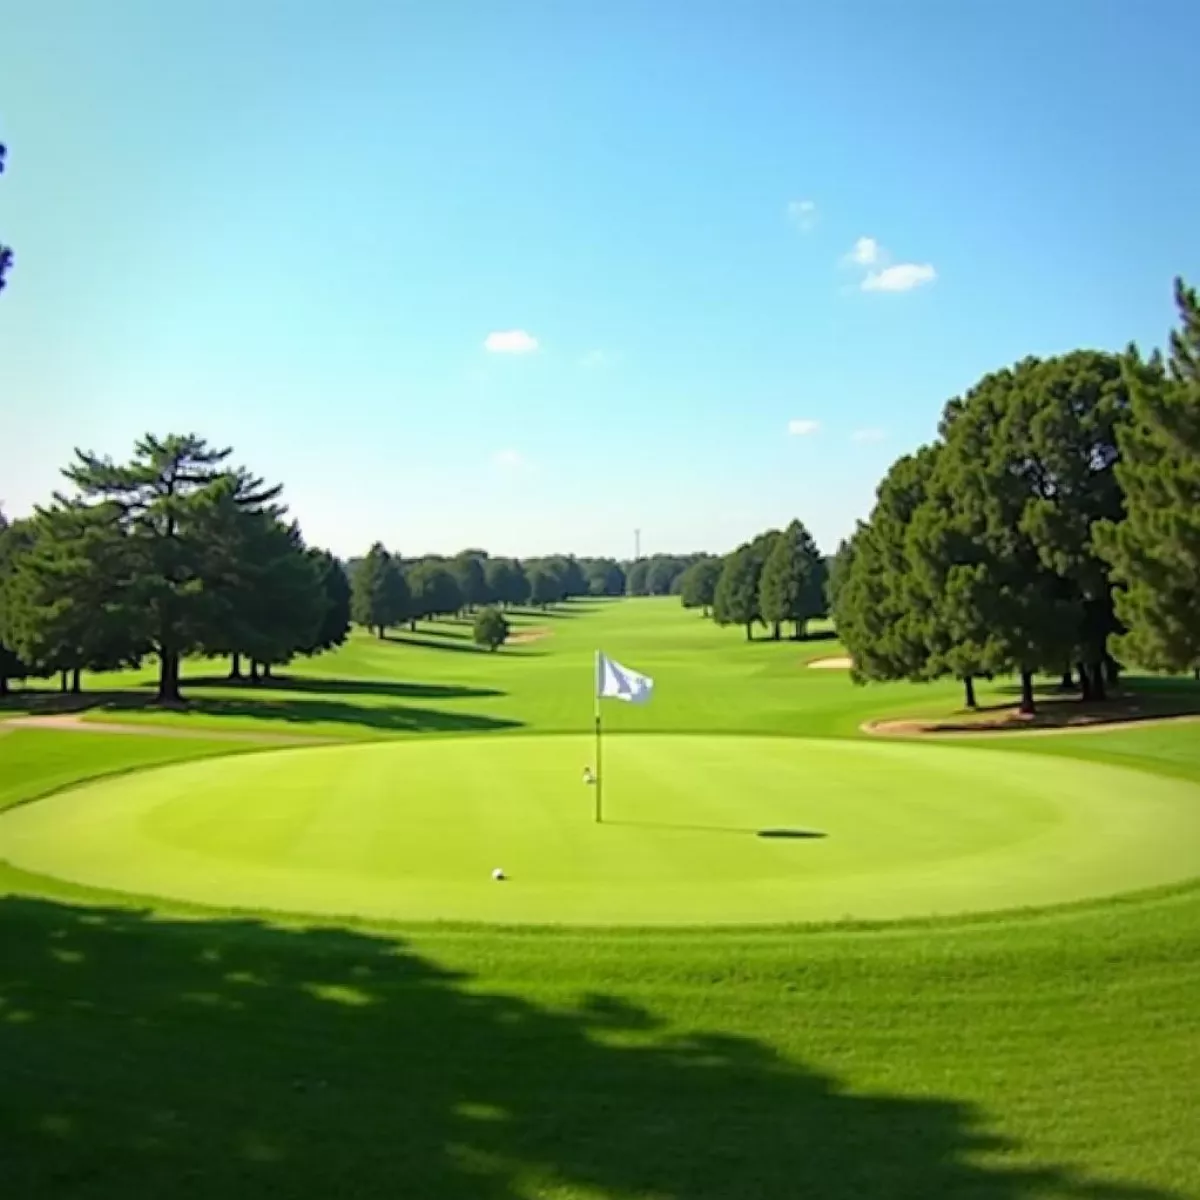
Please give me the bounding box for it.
[131,695,523,735]
[175,676,504,702]
[381,633,545,658]
[0,897,1178,1200]
[505,607,578,620]
[0,689,521,735]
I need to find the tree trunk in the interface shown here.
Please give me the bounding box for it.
[772,621,781,641]
[1059,669,1075,692]
[263,662,273,680]
[157,649,182,704]
[745,623,753,642]
[229,652,243,680]
[1018,670,1036,715]
[0,672,8,698]
[410,620,417,632]
[1076,661,1093,702]
[71,667,82,694]
[963,676,977,710]
[795,620,806,641]
[249,660,261,683]
[1090,660,1107,703]
[1105,657,1121,687]
[60,670,69,693]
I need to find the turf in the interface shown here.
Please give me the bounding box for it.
[1,599,1199,1197]
[4,734,1199,925]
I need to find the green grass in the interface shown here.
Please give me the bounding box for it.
[5,734,1200,925]
[1,599,1199,1196]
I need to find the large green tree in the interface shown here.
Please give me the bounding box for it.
[201,500,326,680]
[1096,280,1200,676]
[527,563,561,609]
[57,435,282,703]
[625,560,650,596]
[0,510,34,694]
[473,606,509,652]
[451,553,488,613]
[759,520,824,639]
[5,500,144,692]
[934,352,1131,709]
[352,543,409,636]
[583,557,625,597]
[713,547,761,640]
[408,561,462,622]
[302,551,352,657]
[679,557,722,617]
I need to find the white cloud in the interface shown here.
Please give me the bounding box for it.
[787,419,821,437]
[493,449,525,470]
[787,199,818,231]
[851,427,887,444]
[846,236,881,266]
[861,263,936,293]
[484,330,539,354]
[580,349,608,369]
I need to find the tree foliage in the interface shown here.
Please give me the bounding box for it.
[1096,279,1200,675]
[679,558,722,616]
[473,606,509,652]
[351,543,408,637]
[759,520,825,639]
[713,547,762,639]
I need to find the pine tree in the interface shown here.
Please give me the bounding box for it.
[759,520,824,639]
[53,434,282,703]
[0,510,34,695]
[679,558,722,616]
[6,500,145,692]
[1097,279,1200,675]
[302,551,352,656]
[352,543,408,636]
[713,547,762,640]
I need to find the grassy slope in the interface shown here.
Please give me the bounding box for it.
[1,599,1198,1197]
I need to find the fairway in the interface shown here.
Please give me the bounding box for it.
[5,733,1200,925]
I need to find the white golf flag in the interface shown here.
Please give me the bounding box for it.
[596,652,654,705]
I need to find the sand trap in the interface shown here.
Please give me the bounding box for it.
[808,656,853,670]
[507,626,552,646]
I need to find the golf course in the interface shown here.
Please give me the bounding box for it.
[2,598,1199,1198]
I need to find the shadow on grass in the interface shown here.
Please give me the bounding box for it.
[0,688,521,735]
[381,633,545,658]
[604,819,827,840]
[176,676,503,702]
[0,897,1178,1200]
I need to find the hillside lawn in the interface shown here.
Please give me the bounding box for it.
[1,598,1198,1198]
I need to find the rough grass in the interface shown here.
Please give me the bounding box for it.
[1,599,1198,1197]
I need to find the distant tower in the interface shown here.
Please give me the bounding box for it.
[634,528,641,560]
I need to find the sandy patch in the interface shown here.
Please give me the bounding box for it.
[0,714,332,745]
[863,712,1200,739]
[507,626,552,647]
[807,656,853,670]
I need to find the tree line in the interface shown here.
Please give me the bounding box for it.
[0,436,353,703]
[346,546,617,636]
[672,522,828,640]
[831,276,1200,713]
[0,438,636,700]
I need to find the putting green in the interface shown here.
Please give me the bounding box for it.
[2,734,1199,925]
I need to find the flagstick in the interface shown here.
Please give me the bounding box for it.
[594,667,603,825]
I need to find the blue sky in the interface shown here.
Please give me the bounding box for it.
[2,0,1198,560]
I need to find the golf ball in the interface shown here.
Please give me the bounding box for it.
[492,868,505,881]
